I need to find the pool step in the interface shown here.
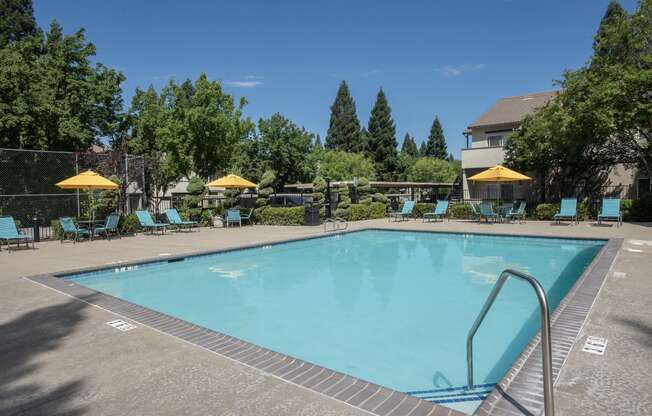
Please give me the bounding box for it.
[405,383,496,404]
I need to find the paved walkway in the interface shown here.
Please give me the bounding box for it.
[1,219,650,415]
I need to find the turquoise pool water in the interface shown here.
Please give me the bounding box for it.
[66,230,604,414]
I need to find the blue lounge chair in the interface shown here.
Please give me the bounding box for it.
[136,210,167,234]
[470,203,481,222]
[0,216,34,251]
[597,198,622,227]
[554,198,578,224]
[389,201,415,222]
[240,208,254,225]
[423,200,449,222]
[59,217,91,243]
[93,214,121,239]
[226,208,241,227]
[165,208,198,231]
[479,202,499,223]
[504,201,527,223]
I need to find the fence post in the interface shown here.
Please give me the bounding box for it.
[124,153,130,213]
[75,153,80,217]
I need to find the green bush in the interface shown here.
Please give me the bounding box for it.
[199,209,213,227]
[627,194,652,221]
[256,170,276,208]
[369,202,387,219]
[622,199,633,221]
[413,203,436,218]
[334,183,351,219]
[258,206,304,225]
[119,214,141,234]
[450,203,473,219]
[51,219,63,240]
[372,193,389,204]
[349,204,370,221]
[535,203,558,220]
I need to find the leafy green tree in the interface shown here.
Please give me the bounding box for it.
[325,81,362,152]
[366,88,398,180]
[0,0,38,47]
[314,134,323,150]
[401,133,418,157]
[424,117,447,158]
[309,150,376,181]
[407,157,458,183]
[258,113,313,190]
[230,137,267,183]
[0,21,125,150]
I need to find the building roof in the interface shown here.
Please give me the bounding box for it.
[467,91,557,129]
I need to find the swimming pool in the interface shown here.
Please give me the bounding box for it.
[65,230,604,414]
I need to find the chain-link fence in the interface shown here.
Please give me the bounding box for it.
[0,148,145,238]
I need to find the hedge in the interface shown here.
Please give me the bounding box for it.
[258,206,304,225]
[534,202,588,221]
[449,203,474,219]
[623,194,652,221]
[348,202,388,221]
[413,203,435,218]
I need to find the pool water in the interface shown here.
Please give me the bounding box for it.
[67,230,604,414]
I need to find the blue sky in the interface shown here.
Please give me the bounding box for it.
[35,0,638,157]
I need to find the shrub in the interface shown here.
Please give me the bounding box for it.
[413,203,436,218]
[627,194,652,221]
[119,214,141,234]
[51,219,63,240]
[577,202,588,221]
[535,203,558,220]
[356,177,373,205]
[450,203,473,219]
[256,170,276,208]
[369,202,387,219]
[258,206,304,225]
[334,182,351,219]
[349,204,370,221]
[199,209,213,227]
[371,193,389,204]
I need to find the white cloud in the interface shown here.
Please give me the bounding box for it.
[435,64,487,77]
[244,75,264,80]
[225,80,264,88]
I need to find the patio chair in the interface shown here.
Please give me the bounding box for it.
[226,208,242,228]
[479,202,499,223]
[423,200,449,222]
[554,198,578,225]
[59,217,91,243]
[240,208,254,225]
[94,213,121,240]
[0,216,34,251]
[597,198,622,227]
[504,201,527,223]
[135,210,167,235]
[389,201,415,222]
[470,203,481,222]
[165,208,199,232]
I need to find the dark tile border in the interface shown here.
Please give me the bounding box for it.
[25,228,619,416]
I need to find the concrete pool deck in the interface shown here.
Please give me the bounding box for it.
[1,219,651,415]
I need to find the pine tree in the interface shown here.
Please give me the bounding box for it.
[424,116,448,159]
[325,81,362,152]
[314,134,323,150]
[401,133,418,157]
[419,141,427,156]
[366,88,398,180]
[0,0,38,47]
[360,127,370,153]
[592,1,629,65]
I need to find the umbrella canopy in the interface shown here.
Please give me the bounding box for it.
[468,165,532,182]
[56,170,119,190]
[207,174,257,189]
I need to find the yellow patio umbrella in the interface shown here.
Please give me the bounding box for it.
[56,170,119,224]
[56,170,119,190]
[206,174,257,189]
[468,165,532,182]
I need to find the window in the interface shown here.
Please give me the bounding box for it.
[487,135,504,147]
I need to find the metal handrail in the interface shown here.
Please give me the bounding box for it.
[466,269,554,416]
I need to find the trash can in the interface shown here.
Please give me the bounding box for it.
[304,204,320,226]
